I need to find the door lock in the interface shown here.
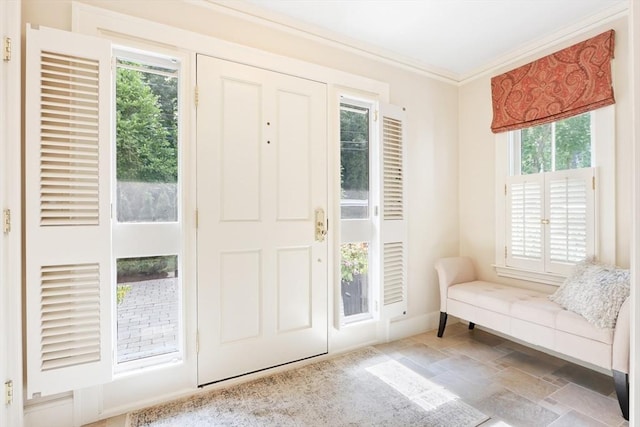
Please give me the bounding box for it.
[315,208,327,242]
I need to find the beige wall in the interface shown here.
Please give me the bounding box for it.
[459,16,632,284]
[22,0,459,324]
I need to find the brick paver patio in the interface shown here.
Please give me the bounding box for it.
[116,276,179,363]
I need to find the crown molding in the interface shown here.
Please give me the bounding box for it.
[186,0,627,87]
[458,2,628,85]
[185,0,460,85]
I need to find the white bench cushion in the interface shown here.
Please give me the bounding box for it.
[448,281,613,345]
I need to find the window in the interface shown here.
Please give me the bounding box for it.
[340,100,374,321]
[113,50,182,369]
[515,112,592,175]
[338,98,408,324]
[501,112,599,280]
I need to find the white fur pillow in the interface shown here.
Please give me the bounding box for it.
[549,259,630,329]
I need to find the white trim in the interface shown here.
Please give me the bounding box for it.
[72,2,389,101]
[0,0,23,425]
[494,265,565,286]
[69,4,395,424]
[182,0,628,86]
[494,106,616,285]
[185,0,459,84]
[630,0,640,423]
[458,3,628,84]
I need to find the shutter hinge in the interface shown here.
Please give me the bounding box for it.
[504,184,507,196]
[194,86,199,108]
[4,380,13,405]
[3,37,11,62]
[196,330,200,354]
[592,176,596,190]
[2,209,10,233]
[374,109,379,122]
[195,209,199,228]
[504,246,507,259]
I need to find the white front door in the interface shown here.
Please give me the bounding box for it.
[196,55,328,385]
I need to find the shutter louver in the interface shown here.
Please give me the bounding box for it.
[510,180,542,260]
[383,117,403,220]
[506,174,544,271]
[26,26,112,398]
[40,51,100,226]
[548,177,587,263]
[40,264,101,371]
[506,168,595,276]
[379,105,407,319]
[545,168,595,275]
[383,242,404,305]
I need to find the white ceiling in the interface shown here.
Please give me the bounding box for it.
[218,0,627,80]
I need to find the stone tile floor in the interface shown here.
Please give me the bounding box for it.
[85,322,629,426]
[117,277,179,363]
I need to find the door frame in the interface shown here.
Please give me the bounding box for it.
[1,0,23,425]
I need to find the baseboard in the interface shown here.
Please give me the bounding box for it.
[387,310,442,342]
[24,393,74,427]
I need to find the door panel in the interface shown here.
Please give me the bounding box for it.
[220,79,262,222]
[196,55,327,385]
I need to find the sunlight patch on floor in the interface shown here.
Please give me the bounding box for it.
[365,359,458,411]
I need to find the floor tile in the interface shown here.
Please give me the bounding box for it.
[448,338,511,363]
[550,383,625,426]
[394,342,448,368]
[86,328,629,427]
[551,364,615,396]
[475,388,559,427]
[430,353,500,385]
[495,366,560,402]
[548,410,609,427]
[495,349,566,378]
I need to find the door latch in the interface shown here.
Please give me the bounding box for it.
[315,208,327,242]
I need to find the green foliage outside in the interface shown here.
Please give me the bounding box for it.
[341,243,368,283]
[116,284,131,305]
[340,104,369,196]
[521,113,591,174]
[117,255,178,282]
[116,65,177,183]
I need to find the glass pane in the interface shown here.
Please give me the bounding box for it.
[341,242,369,316]
[554,113,591,171]
[116,255,179,363]
[520,122,552,174]
[340,103,369,219]
[116,59,179,222]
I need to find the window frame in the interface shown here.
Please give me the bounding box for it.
[494,105,616,285]
[111,46,186,374]
[339,96,378,325]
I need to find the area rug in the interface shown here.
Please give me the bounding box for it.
[129,347,490,426]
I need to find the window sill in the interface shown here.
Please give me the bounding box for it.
[493,265,566,286]
[114,352,183,378]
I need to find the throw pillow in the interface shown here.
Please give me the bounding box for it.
[549,258,630,329]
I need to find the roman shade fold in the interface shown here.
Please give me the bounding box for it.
[491,30,615,134]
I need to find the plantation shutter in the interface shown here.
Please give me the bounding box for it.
[505,169,596,276]
[25,26,112,398]
[545,168,596,275]
[506,174,544,271]
[379,104,407,319]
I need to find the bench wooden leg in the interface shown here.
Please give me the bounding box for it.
[613,370,629,420]
[468,322,475,330]
[437,312,447,337]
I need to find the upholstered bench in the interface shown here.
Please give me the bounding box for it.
[435,256,630,420]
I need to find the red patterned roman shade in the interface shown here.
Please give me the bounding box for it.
[491,30,615,134]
